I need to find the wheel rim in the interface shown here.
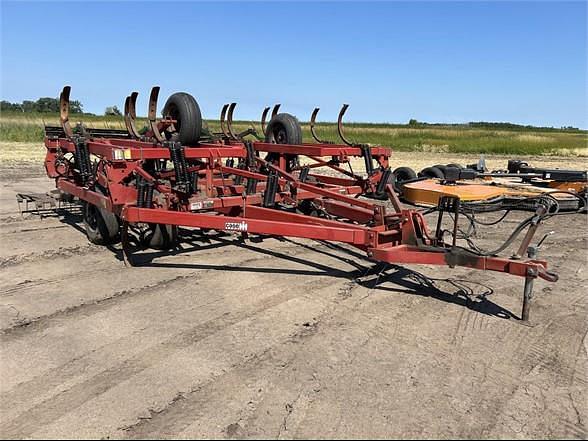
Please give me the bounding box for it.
[272,124,288,144]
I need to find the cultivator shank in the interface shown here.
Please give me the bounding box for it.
[42,86,559,322]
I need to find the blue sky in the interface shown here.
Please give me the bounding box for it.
[1,1,586,127]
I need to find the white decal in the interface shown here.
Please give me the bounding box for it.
[225,221,248,232]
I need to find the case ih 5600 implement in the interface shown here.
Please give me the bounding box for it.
[42,86,560,321]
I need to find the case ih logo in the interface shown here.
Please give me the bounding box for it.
[224,221,248,232]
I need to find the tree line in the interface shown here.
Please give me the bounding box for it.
[1,98,125,117]
[408,118,580,132]
[1,97,83,113]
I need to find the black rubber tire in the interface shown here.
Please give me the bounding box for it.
[264,113,303,145]
[419,166,445,179]
[433,164,449,177]
[297,200,321,217]
[145,224,178,250]
[162,92,202,145]
[392,166,417,183]
[392,166,417,192]
[83,192,119,245]
[264,113,302,171]
[447,163,463,169]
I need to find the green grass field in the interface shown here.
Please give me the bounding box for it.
[1,111,586,156]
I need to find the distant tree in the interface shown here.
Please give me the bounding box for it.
[104,105,122,116]
[408,118,419,126]
[35,97,60,112]
[1,100,21,111]
[70,100,83,114]
[21,100,36,112]
[0,97,83,113]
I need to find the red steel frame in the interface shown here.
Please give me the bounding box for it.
[43,121,558,322]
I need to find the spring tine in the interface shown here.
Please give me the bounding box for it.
[148,86,164,143]
[59,85,73,138]
[124,94,132,136]
[148,86,159,121]
[124,96,131,117]
[310,107,328,143]
[129,91,138,119]
[337,103,354,146]
[220,104,230,137]
[271,104,281,118]
[124,94,140,139]
[128,92,141,138]
[260,106,270,135]
[227,102,238,140]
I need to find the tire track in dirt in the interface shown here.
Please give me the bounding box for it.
[0,236,365,334]
[0,243,106,268]
[120,316,326,439]
[482,309,588,439]
[520,312,586,386]
[2,288,332,439]
[0,237,361,343]
[0,245,365,434]
[0,272,193,335]
[323,265,586,439]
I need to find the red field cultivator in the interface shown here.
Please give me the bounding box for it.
[42,86,559,321]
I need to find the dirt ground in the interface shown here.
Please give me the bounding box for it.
[0,154,587,440]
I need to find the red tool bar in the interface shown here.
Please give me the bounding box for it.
[319,199,375,223]
[123,207,371,245]
[242,205,369,231]
[295,180,375,210]
[253,142,390,157]
[308,173,359,187]
[57,139,248,160]
[57,180,112,211]
[188,186,364,211]
[305,155,360,179]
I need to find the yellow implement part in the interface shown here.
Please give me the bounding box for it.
[403,178,583,207]
[403,180,507,206]
[547,180,587,193]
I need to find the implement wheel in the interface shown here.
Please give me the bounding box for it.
[144,224,179,250]
[264,113,302,171]
[419,166,444,179]
[83,193,119,245]
[433,164,449,177]
[392,166,417,192]
[162,92,202,145]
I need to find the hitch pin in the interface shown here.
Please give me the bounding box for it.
[527,231,554,259]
